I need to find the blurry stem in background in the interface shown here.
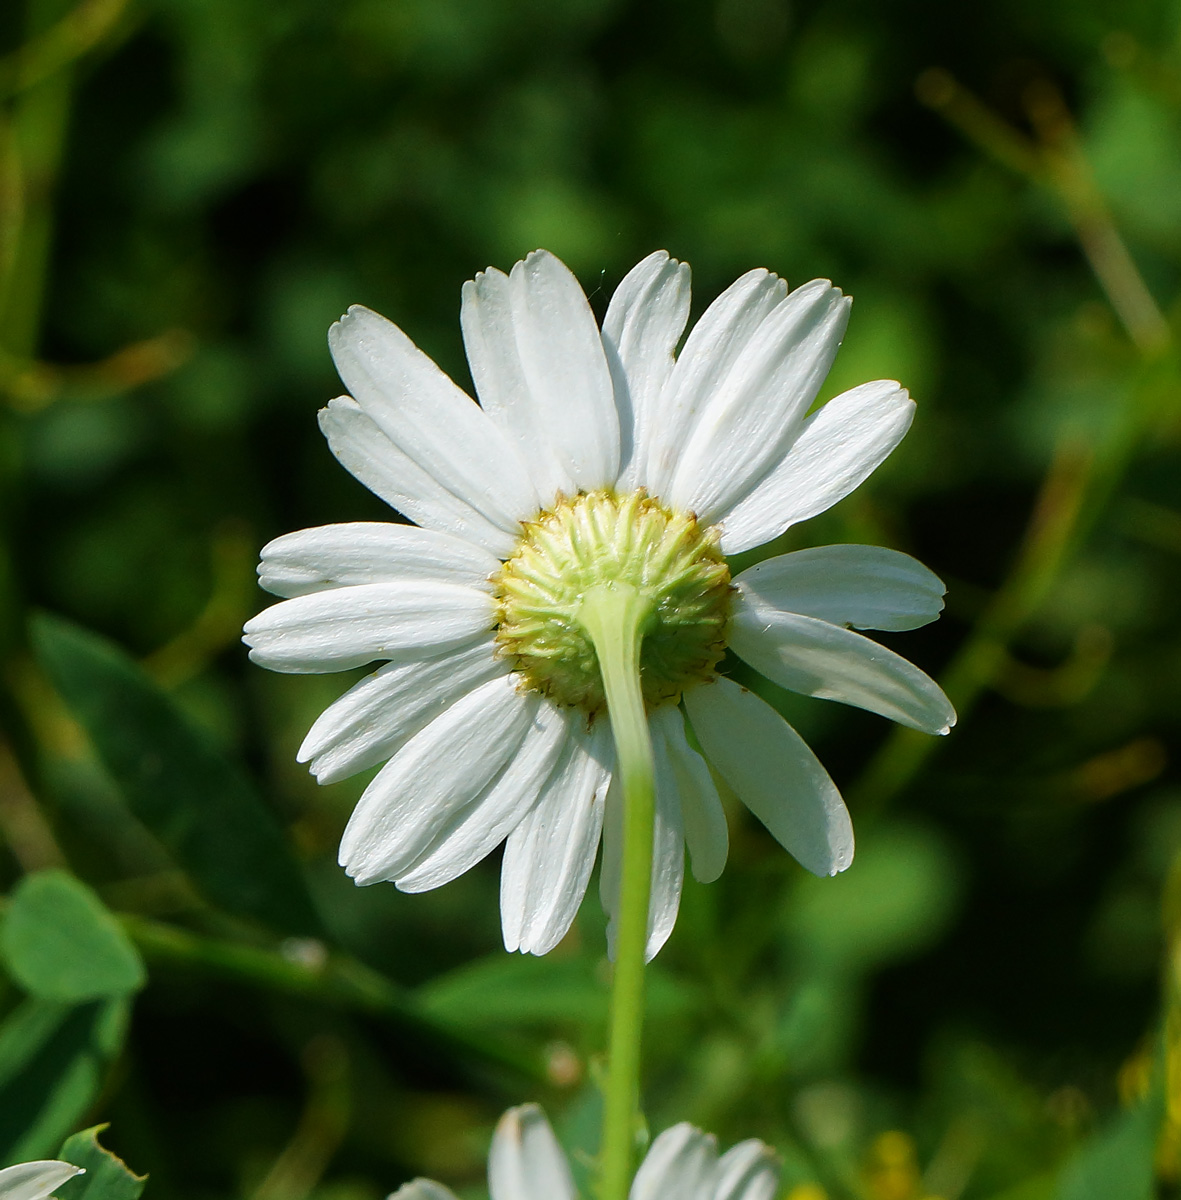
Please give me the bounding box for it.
[0,328,195,412]
[142,519,257,688]
[0,735,64,868]
[854,71,1180,815]
[578,583,656,1200]
[250,1035,351,1200]
[916,68,1172,356]
[0,0,131,101]
[853,442,1092,814]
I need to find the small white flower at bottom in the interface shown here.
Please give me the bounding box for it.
[0,1162,84,1200]
[388,1104,777,1200]
[243,248,957,960]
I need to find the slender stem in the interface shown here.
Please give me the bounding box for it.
[578,582,656,1200]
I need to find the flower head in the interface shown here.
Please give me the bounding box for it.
[390,1104,778,1200]
[243,249,955,958]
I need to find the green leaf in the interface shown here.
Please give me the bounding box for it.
[1,871,145,1002]
[31,613,320,936]
[0,998,128,1162]
[56,1126,146,1200]
[1054,1098,1159,1200]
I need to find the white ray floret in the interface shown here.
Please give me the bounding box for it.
[244,247,955,960]
[387,1104,779,1200]
[0,1162,84,1200]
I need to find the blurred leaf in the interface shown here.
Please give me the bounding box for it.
[1054,1097,1159,1200]
[31,613,321,936]
[0,998,128,1163]
[1,870,145,1002]
[785,823,961,973]
[418,953,697,1028]
[56,1126,146,1200]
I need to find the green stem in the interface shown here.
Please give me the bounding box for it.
[578,581,656,1200]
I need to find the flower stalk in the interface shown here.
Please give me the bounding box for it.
[577,581,657,1200]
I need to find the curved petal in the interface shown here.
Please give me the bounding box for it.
[388,1182,458,1200]
[339,675,533,885]
[394,701,570,893]
[684,678,853,877]
[500,719,612,956]
[630,1125,716,1200]
[717,380,915,555]
[0,1164,84,1200]
[318,397,519,557]
[730,596,956,734]
[298,640,506,784]
[733,544,945,631]
[329,305,539,532]
[489,1105,578,1200]
[601,727,685,962]
[669,281,850,525]
[462,251,619,504]
[259,523,500,598]
[652,706,728,884]
[243,581,495,673]
[602,251,692,491]
[643,268,787,497]
[712,1141,780,1200]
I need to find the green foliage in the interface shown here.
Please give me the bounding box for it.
[1,871,145,1002]
[57,1127,147,1200]
[31,614,320,936]
[0,0,1179,1196]
[0,999,129,1163]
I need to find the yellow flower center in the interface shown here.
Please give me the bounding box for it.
[493,490,732,714]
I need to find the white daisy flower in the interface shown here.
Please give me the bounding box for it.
[389,1103,778,1200]
[243,249,955,959]
[0,1162,84,1200]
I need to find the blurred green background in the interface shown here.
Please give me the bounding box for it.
[1,0,1180,1197]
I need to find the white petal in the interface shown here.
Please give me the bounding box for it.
[643,268,787,497]
[329,305,539,532]
[339,675,533,884]
[462,251,619,503]
[669,281,851,525]
[387,1182,457,1200]
[651,706,728,884]
[733,544,946,631]
[461,267,567,506]
[730,595,956,735]
[488,1105,577,1200]
[684,678,853,877]
[394,702,570,893]
[259,523,501,598]
[319,397,519,557]
[602,251,691,491]
[298,640,506,784]
[0,1163,83,1200]
[500,720,612,956]
[718,380,914,555]
[600,725,686,963]
[711,1141,779,1200]
[629,1125,716,1200]
[509,251,620,494]
[243,581,494,673]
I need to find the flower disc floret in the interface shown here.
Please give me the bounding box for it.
[494,489,732,714]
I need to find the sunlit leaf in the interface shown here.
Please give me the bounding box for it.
[56,1126,146,1200]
